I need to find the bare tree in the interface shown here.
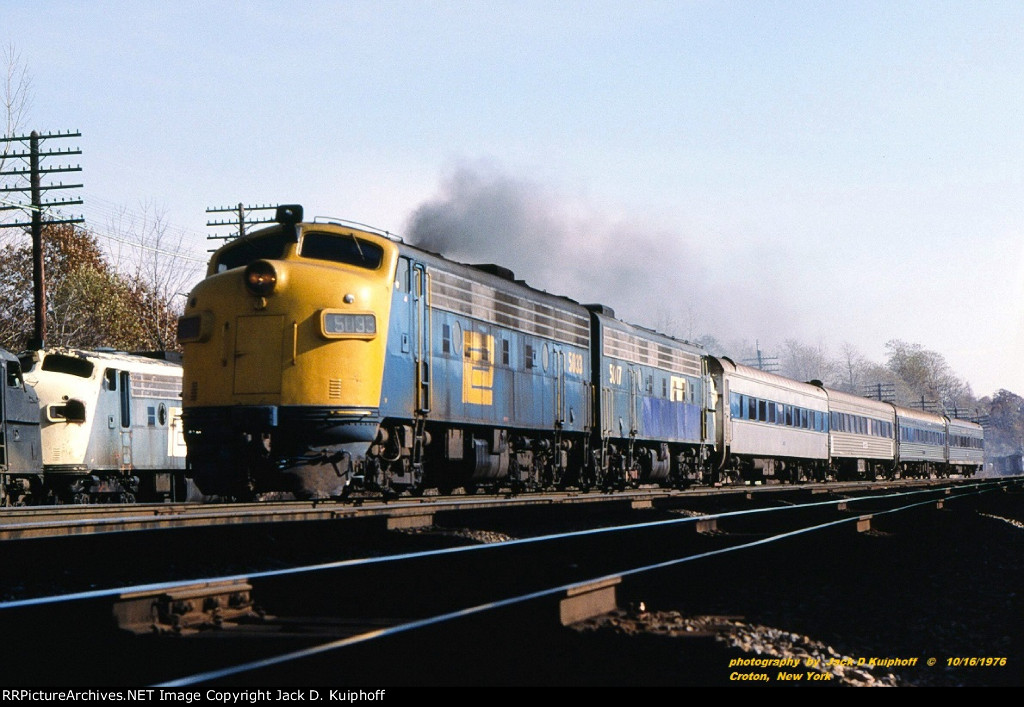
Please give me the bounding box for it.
[106,202,203,350]
[1,44,32,237]
[884,339,975,412]
[778,338,839,385]
[836,342,869,393]
[2,44,31,137]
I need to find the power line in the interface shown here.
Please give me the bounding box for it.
[862,382,896,402]
[0,130,84,349]
[206,202,279,246]
[741,340,779,372]
[0,197,208,264]
[88,227,208,263]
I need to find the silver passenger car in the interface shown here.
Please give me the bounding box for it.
[817,386,896,480]
[893,405,946,477]
[708,356,829,482]
[945,416,983,476]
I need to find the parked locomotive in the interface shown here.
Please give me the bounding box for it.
[12,348,188,504]
[176,205,984,500]
[0,348,43,506]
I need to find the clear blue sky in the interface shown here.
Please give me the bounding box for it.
[3,1,1022,397]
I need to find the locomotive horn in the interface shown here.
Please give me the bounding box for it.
[275,204,304,242]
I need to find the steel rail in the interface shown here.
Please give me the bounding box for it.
[156,481,1009,686]
[0,477,1000,541]
[1,478,1012,612]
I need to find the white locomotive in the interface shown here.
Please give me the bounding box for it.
[21,348,187,503]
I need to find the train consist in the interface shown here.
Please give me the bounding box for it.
[0,348,186,505]
[176,205,985,500]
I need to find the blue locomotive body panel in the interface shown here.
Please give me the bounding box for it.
[592,312,706,445]
[380,251,591,434]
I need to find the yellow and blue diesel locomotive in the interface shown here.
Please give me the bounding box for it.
[176,206,713,499]
[591,308,713,488]
[176,205,983,500]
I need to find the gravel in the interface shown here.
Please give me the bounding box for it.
[575,610,902,686]
[568,490,1024,687]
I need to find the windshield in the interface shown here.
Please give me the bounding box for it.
[300,231,384,270]
[214,233,291,272]
[41,354,95,378]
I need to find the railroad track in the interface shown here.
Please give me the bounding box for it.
[1,477,1017,685]
[0,476,991,541]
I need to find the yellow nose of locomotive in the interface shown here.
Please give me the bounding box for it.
[177,218,399,498]
[179,226,397,410]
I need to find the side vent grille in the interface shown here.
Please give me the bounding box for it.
[329,379,343,399]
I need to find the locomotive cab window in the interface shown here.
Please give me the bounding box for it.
[215,233,290,272]
[396,258,410,291]
[6,360,23,387]
[41,354,94,378]
[301,232,384,270]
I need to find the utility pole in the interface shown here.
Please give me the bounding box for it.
[0,129,83,349]
[862,382,896,402]
[205,202,278,248]
[741,340,779,373]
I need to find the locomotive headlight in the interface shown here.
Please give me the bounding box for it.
[320,309,377,339]
[244,260,278,296]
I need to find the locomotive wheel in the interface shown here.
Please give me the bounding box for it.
[71,492,90,504]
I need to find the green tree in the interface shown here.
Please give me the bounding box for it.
[979,390,1024,457]
[0,223,182,352]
